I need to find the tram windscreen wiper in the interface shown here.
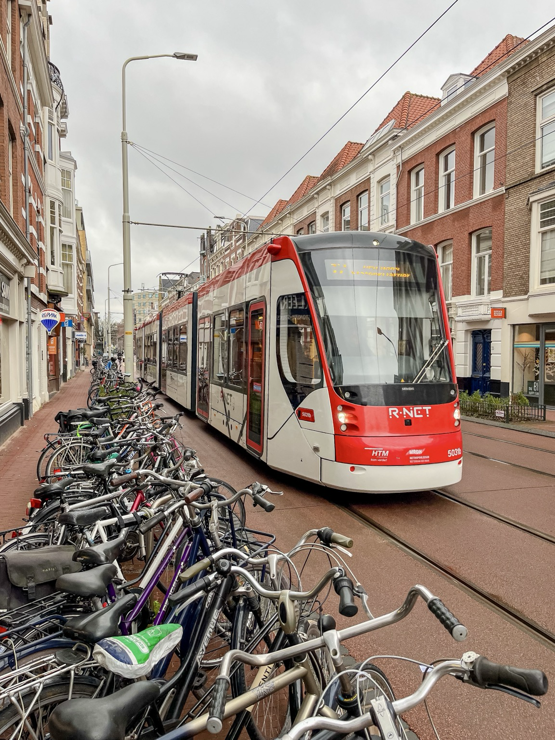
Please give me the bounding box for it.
[377,327,398,360]
[322,315,342,384]
[414,339,449,383]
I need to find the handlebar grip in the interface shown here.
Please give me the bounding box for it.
[138,510,166,535]
[184,488,206,505]
[330,532,354,548]
[252,493,275,512]
[168,575,212,607]
[333,576,358,618]
[180,557,212,582]
[207,677,228,734]
[112,472,138,487]
[427,598,468,641]
[472,656,548,695]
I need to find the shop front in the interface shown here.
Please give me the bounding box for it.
[513,324,555,407]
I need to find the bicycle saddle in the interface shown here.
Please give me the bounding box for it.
[57,506,112,528]
[56,563,117,597]
[48,682,160,740]
[88,417,112,427]
[81,459,119,478]
[67,407,109,419]
[73,533,127,566]
[34,477,74,501]
[62,592,137,644]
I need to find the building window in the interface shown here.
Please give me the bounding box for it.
[308,221,316,234]
[437,240,453,301]
[6,0,12,67]
[379,177,390,226]
[411,166,424,223]
[539,199,555,285]
[538,89,555,170]
[475,125,495,196]
[357,191,369,230]
[439,147,455,212]
[7,134,13,216]
[472,228,492,297]
[296,227,304,235]
[49,200,56,265]
[48,121,54,161]
[341,202,350,231]
[62,243,74,295]
[61,169,72,219]
[321,212,329,232]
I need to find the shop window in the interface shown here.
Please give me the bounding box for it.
[276,293,322,408]
[212,312,228,383]
[228,308,244,387]
[513,324,540,401]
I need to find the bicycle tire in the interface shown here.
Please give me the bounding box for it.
[44,440,94,477]
[0,679,99,738]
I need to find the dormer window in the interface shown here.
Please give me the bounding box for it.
[441,74,474,105]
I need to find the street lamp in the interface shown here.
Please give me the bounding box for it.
[107,262,123,353]
[121,51,198,379]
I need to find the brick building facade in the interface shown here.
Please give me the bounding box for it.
[503,37,555,406]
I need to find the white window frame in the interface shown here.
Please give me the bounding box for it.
[438,146,455,213]
[411,166,424,224]
[6,0,12,67]
[357,191,369,231]
[61,243,74,296]
[471,228,492,297]
[307,220,316,234]
[474,124,495,198]
[379,177,391,226]
[537,88,555,173]
[341,202,350,231]
[61,169,73,219]
[437,240,453,302]
[8,135,13,216]
[321,212,329,233]
[529,193,555,291]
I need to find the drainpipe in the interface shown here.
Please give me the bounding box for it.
[22,12,33,418]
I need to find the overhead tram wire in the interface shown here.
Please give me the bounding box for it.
[131,143,273,209]
[130,143,246,214]
[402,15,555,133]
[131,120,555,241]
[241,0,459,219]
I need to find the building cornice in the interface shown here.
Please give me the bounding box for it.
[504,37,555,76]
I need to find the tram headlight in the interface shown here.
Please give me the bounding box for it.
[338,412,347,424]
[454,408,461,420]
[340,424,347,431]
[454,420,460,427]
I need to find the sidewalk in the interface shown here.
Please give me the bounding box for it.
[0,370,91,528]
[461,407,555,438]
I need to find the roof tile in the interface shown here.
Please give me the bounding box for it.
[259,199,288,228]
[470,33,528,77]
[373,91,440,134]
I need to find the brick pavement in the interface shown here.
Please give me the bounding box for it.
[0,370,91,528]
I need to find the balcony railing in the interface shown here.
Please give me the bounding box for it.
[48,61,63,89]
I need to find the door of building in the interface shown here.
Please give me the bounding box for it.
[246,301,265,454]
[543,324,555,407]
[471,329,491,395]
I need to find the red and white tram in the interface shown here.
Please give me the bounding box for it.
[134,232,463,493]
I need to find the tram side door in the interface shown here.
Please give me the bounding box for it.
[246,301,265,454]
[471,329,491,395]
[197,317,211,419]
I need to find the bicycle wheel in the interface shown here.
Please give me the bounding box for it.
[44,440,94,477]
[0,679,99,739]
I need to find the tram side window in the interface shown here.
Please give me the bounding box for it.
[276,293,322,408]
[212,313,228,383]
[228,309,244,388]
[179,323,187,372]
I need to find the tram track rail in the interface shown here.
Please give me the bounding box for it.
[464,449,555,479]
[463,430,555,456]
[338,502,555,652]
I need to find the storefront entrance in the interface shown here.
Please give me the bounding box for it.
[471,329,491,395]
[513,323,555,407]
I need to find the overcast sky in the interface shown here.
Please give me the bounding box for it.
[49,0,555,319]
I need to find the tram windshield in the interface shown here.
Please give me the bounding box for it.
[300,247,453,393]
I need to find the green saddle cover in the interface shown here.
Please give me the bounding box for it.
[93,623,182,678]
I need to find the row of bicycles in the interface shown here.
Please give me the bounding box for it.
[0,359,548,739]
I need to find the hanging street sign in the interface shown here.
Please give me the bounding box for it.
[40,309,61,334]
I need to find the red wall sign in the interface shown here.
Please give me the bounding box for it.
[491,307,505,318]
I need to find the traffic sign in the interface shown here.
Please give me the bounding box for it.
[40,309,61,334]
